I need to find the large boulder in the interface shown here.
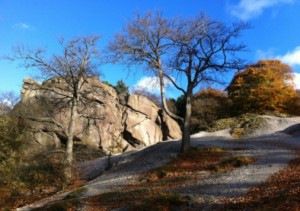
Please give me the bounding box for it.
[21,78,42,102]
[126,95,159,121]
[124,108,163,146]
[15,77,181,155]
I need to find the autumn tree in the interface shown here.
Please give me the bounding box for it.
[191,88,230,132]
[227,59,296,114]
[9,35,102,180]
[289,89,300,115]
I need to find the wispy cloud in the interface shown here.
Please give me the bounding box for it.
[131,76,173,94]
[230,0,295,20]
[255,48,277,60]
[12,22,34,30]
[256,46,300,67]
[276,46,300,66]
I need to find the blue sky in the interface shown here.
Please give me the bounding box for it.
[1,0,300,98]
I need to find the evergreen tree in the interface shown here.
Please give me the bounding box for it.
[114,80,129,95]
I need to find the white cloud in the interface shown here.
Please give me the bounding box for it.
[131,76,173,94]
[255,47,300,89]
[256,46,300,67]
[294,73,300,89]
[255,48,277,60]
[230,0,295,20]
[13,22,34,30]
[276,46,300,66]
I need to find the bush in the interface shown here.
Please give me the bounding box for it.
[190,88,231,133]
[0,115,71,209]
[0,115,22,163]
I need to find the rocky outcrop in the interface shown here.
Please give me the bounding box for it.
[16,77,181,155]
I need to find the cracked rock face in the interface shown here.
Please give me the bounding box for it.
[15,77,181,155]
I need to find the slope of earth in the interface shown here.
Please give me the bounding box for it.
[16,116,300,210]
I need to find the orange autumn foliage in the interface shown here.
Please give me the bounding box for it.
[227,59,296,114]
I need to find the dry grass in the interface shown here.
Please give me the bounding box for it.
[0,143,102,210]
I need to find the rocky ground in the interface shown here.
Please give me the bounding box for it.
[17,116,300,210]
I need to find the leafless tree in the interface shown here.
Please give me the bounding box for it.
[0,91,20,115]
[131,88,161,107]
[167,14,248,151]
[9,35,102,180]
[107,11,182,122]
[108,11,248,152]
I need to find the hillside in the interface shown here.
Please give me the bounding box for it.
[16,115,300,210]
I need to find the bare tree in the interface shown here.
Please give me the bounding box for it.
[108,11,248,152]
[9,35,102,180]
[0,91,20,115]
[131,88,161,107]
[107,11,182,122]
[167,14,248,152]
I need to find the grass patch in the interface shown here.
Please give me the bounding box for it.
[33,187,89,211]
[73,144,105,162]
[210,113,267,138]
[141,147,226,182]
[33,203,68,211]
[64,187,88,200]
[85,189,184,210]
[207,156,255,172]
[131,192,184,210]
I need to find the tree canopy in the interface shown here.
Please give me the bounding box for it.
[227,59,296,114]
[114,80,129,95]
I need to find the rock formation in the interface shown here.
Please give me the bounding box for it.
[15,77,181,155]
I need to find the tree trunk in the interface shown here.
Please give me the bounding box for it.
[64,98,78,181]
[65,134,74,181]
[158,66,183,123]
[180,93,192,152]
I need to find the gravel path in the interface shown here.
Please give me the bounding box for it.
[17,117,300,210]
[176,133,300,209]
